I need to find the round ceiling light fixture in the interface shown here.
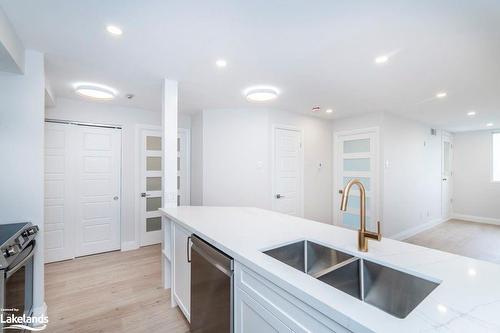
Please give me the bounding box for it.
[467,111,476,117]
[436,92,447,99]
[106,25,123,36]
[325,108,334,114]
[374,55,389,64]
[215,59,227,68]
[74,83,118,100]
[244,86,279,102]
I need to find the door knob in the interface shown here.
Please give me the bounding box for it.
[141,192,151,198]
[113,196,119,200]
[276,194,285,199]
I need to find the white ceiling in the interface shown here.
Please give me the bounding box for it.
[1,0,500,132]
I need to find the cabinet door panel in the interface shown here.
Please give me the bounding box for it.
[236,288,291,333]
[173,223,191,321]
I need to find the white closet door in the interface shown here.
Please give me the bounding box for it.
[44,123,74,263]
[74,126,121,257]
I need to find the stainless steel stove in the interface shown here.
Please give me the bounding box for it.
[0,222,39,332]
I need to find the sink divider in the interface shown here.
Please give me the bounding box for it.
[311,257,359,279]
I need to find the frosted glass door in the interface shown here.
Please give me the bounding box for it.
[336,131,379,230]
[140,130,163,246]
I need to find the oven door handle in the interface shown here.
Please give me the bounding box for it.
[6,241,36,280]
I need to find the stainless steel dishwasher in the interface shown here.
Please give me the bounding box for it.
[190,234,233,333]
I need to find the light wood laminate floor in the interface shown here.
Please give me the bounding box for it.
[44,245,190,333]
[405,219,500,265]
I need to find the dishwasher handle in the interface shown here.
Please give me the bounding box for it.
[187,236,192,263]
[191,235,233,277]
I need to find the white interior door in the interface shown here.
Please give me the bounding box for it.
[75,126,121,257]
[139,128,190,246]
[44,122,122,261]
[44,123,74,263]
[334,129,379,230]
[272,127,303,217]
[441,133,453,219]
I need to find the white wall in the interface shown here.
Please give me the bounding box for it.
[332,112,443,238]
[453,130,500,221]
[195,108,333,224]
[0,50,45,314]
[381,113,442,238]
[46,98,191,247]
[0,6,24,73]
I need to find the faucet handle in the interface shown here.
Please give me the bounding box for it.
[375,221,382,241]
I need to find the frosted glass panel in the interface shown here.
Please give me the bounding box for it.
[146,177,161,191]
[147,157,161,171]
[343,213,372,230]
[344,139,370,153]
[343,177,371,191]
[146,136,161,151]
[344,158,370,172]
[346,196,371,211]
[146,217,161,232]
[146,197,162,212]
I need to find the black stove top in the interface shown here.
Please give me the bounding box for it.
[0,222,30,246]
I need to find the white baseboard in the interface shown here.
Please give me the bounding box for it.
[390,218,447,241]
[452,213,500,226]
[121,241,139,252]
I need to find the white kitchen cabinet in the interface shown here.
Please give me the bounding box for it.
[172,222,191,321]
[234,262,351,333]
[235,288,292,333]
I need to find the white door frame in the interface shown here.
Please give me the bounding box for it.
[441,131,453,220]
[271,124,304,217]
[178,128,191,206]
[332,127,380,227]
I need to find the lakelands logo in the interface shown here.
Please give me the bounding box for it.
[1,308,48,331]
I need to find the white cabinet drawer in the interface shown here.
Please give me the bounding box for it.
[235,262,351,333]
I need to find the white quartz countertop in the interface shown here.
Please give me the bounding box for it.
[160,206,500,333]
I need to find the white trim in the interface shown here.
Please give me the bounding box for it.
[32,302,48,319]
[390,218,448,241]
[271,124,304,217]
[491,132,500,183]
[452,213,500,226]
[332,127,380,227]
[178,128,191,206]
[121,240,139,252]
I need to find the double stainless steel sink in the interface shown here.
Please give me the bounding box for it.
[263,240,440,318]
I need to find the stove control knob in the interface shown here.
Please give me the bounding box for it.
[6,246,17,256]
[27,228,36,235]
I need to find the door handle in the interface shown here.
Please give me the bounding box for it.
[339,189,344,194]
[140,192,151,197]
[187,236,192,263]
[113,196,119,201]
[276,194,285,199]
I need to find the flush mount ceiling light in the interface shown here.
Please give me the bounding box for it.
[106,25,123,36]
[244,86,279,102]
[436,92,447,99]
[215,59,227,68]
[486,122,494,127]
[325,108,334,114]
[374,55,389,64]
[467,111,477,117]
[74,83,117,100]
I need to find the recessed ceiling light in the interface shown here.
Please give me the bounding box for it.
[436,92,447,99]
[325,109,333,114]
[486,123,494,127]
[467,111,476,117]
[106,25,123,36]
[74,83,117,100]
[244,86,279,102]
[215,59,227,68]
[374,55,389,64]
[437,304,448,313]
